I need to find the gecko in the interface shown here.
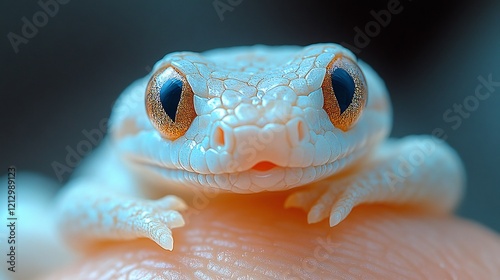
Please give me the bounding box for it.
[56,43,464,251]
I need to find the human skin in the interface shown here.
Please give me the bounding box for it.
[44,191,500,279]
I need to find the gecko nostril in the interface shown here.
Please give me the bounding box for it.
[287,118,310,146]
[214,126,225,147]
[297,120,306,142]
[210,122,234,149]
[211,122,234,151]
[297,121,305,142]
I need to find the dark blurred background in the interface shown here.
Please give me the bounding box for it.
[1,1,499,231]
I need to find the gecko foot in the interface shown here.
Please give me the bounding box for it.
[58,189,189,251]
[285,181,357,227]
[134,196,188,250]
[285,137,465,227]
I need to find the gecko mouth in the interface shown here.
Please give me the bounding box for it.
[250,161,278,171]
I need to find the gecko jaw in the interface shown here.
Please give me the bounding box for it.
[128,141,373,193]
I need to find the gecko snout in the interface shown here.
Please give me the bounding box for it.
[210,117,310,151]
[209,116,312,173]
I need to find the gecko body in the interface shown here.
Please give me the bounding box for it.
[57,43,464,250]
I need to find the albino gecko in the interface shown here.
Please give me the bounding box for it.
[57,43,464,251]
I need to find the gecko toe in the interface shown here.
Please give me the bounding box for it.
[139,209,185,251]
[145,223,175,251]
[284,193,309,210]
[156,195,188,211]
[159,210,185,229]
[307,204,329,224]
[329,196,356,227]
[284,187,324,210]
[158,233,174,251]
[329,211,343,227]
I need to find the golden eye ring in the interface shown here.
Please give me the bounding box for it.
[322,55,368,131]
[145,66,197,140]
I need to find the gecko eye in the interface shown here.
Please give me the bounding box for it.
[145,66,197,140]
[322,55,367,131]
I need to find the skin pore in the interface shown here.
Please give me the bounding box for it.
[44,191,500,279]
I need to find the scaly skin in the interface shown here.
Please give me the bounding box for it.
[56,43,464,251]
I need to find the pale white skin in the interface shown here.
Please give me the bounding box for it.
[57,43,464,251]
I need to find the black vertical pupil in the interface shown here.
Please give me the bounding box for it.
[159,78,183,121]
[331,68,355,114]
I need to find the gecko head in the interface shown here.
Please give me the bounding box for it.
[111,43,391,193]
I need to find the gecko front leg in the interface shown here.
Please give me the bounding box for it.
[56,179,187,251]
[286,135,465,226]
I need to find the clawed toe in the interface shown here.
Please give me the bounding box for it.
[155,195,188,211]
[284,188,323,210]
[138,210,185,251]
[159,210,185,229]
